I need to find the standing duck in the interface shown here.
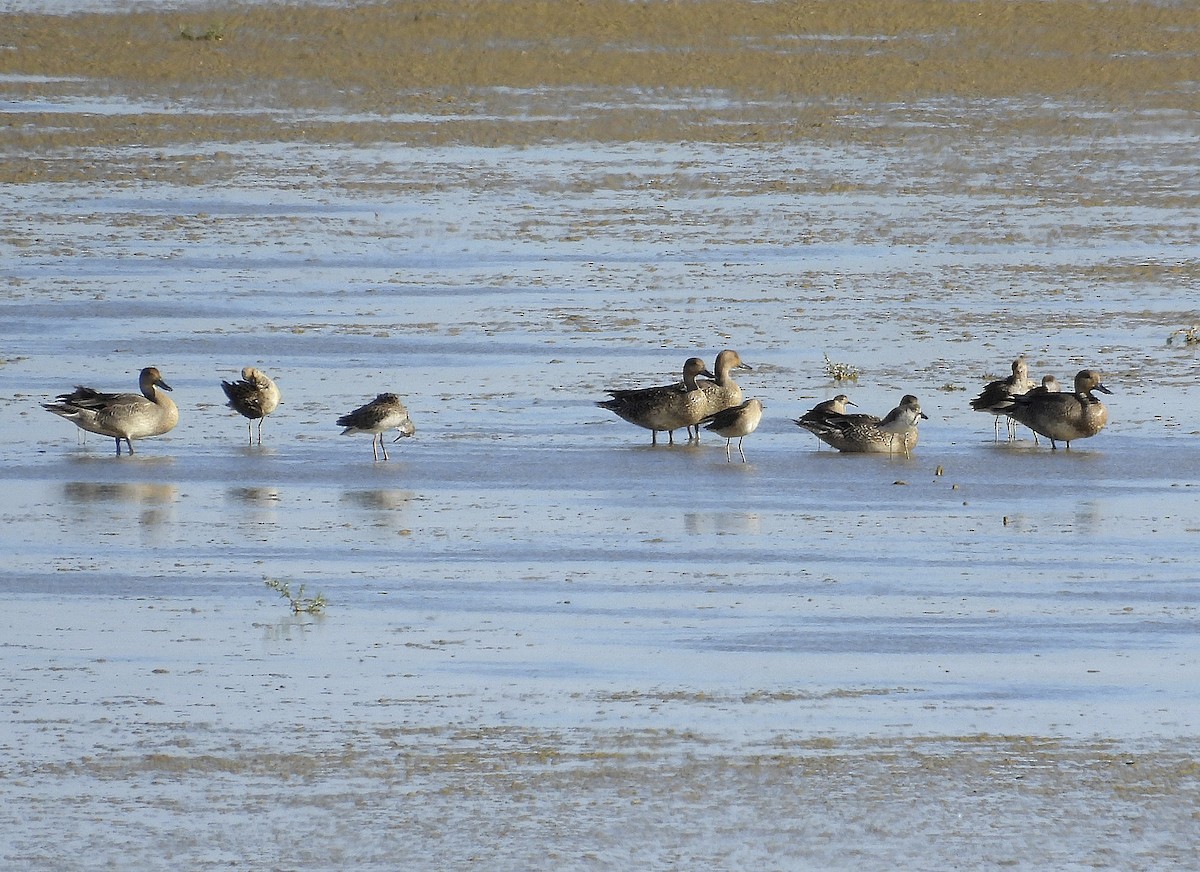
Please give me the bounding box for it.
[970,356,1034,440]
[999,369,1110,450]
[221,366,281,445]
[698,349,753,424]
[43,366,179,456]
[598,357,715,445]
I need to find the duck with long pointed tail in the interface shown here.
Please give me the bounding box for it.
[998,369,1110,450]
[793,394,856,451]
[598,356,715,445]
[43,366,179,456]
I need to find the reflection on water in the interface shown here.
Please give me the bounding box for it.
[63,481,177,504]
[228,486,282,504]
[226,486,283,526]
[341,489,414,512]
[1071,501,1102,534]
[61,481,178,530]
[685,511,762,535]
[258,613,325,643]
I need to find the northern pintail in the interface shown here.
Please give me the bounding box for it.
[1020,375,1059,444]
[221,366,281,445]
[701,398,764,462]
[970,356,1034,440]
[793,395,856,429]
[793,394,857,451]
[1029,374,1060,396]
[999,369,1110,450]
[799,394,928,455]
[43,366,179,456]
[336,393,415,460]
[598,357,715,445]
[698,349,752,423]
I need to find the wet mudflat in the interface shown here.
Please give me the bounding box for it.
[2,1,1200,869]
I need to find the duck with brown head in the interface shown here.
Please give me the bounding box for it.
[598,356,715,445]
[43,366,179,456]
[1000,369,1111,450]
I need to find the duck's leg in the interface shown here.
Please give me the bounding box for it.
[380,434,390,461]
[370,436,379,461]
[113,436,122,456]
[125,438,135,455]
[724,439,732,462]
[737,437,747,463]
[651,430,658,446]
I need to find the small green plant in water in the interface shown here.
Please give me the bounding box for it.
[264,577,327,615]
[822,353,860,383]
[1167,325,1199,346]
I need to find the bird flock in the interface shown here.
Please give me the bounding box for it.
[42,365,412,460]
[40,352,1112,460]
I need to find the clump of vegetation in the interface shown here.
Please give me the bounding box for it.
[179,24,224,41]
[939,383,965,392]
[264,577,327,615]
[1166,325,1199,346]
[822,353,860,383]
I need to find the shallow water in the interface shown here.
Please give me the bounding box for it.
[3,3,1200,869]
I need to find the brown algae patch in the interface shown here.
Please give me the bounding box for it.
[2,0,1199,169]
[13,729,1199,868]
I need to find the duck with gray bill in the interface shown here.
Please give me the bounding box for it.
[598,356,715,445]
[43,366,179,456]
[997,369,1110,450]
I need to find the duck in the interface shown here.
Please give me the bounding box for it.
[1019,375,1060,444]
[697,349,752,423]
[793,395,856,451]
[221,366,281,445]
[799,394,927,455]
[597,357,715,445]
[970,356,1034,440]
[1028,374,1060,397]
[336,393,415,460]
[701,398,764,462]
[43,366,179,456]
[998,369,1110,450]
